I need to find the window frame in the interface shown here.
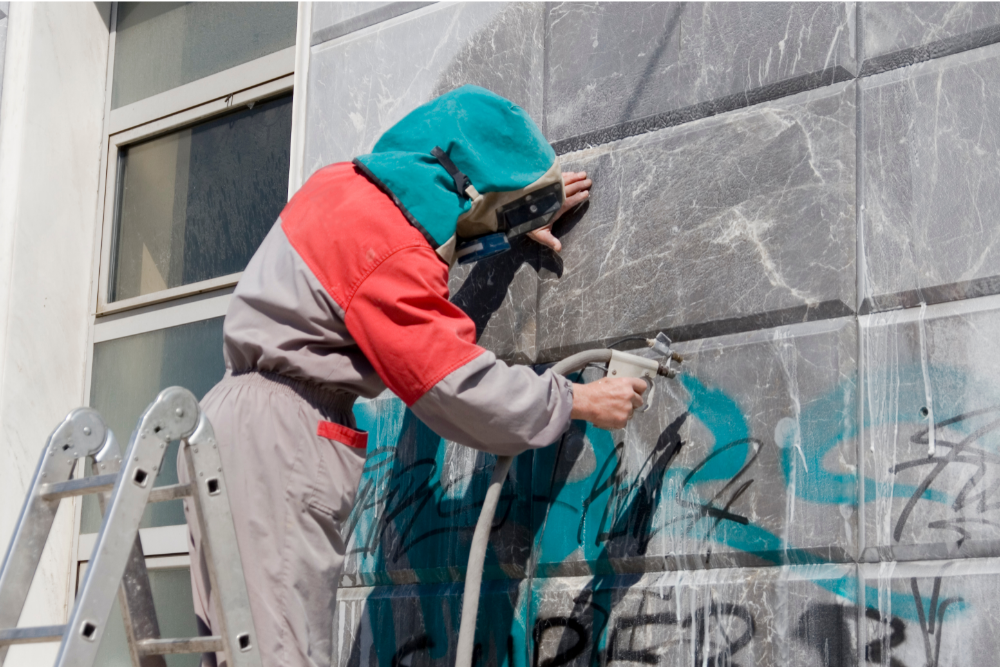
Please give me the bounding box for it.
[75,1,310,600]
[95,63,295,316]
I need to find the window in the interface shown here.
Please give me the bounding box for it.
[80,4,299,663]
[108,94,292,304]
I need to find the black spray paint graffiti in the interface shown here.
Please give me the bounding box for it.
[564,411,760,565]
[799,577,962,667]
[343,445,518,563]
[891,407,1000,545]
[532,590,756,667]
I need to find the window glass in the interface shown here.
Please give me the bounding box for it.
[112,2,297,109]
[110,94,292,303]
[86,566,200,667]
[83,318,226,533]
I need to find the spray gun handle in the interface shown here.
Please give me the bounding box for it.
[606,350,659,412]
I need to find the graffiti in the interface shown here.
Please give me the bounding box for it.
[344,446,517,563]
[334,355,996,667]
[891,408,1000,544]
[532,591,756,667]
[574,430,759,561]
[345,402,528,578]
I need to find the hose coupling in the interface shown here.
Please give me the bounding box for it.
[657,363,678,379]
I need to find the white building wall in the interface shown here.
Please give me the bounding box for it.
[0,3,110,664]
[0,3,9,110]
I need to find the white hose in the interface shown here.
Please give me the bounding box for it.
[454,349,613,667]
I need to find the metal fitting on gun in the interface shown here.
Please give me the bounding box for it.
[657,363,677,379]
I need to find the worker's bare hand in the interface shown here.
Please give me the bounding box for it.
[570,376,647,430]
[527,171,592,253]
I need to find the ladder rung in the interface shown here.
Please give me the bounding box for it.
[148,482,192,504]
[40,474,117,501]
[0,624,66,646]
[136,635,223,655]
[38,477,192,504]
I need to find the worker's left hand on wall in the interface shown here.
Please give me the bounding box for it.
[527,171,592,253]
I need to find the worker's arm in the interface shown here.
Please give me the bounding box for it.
[343,244,639,456]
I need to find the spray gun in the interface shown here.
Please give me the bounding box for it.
[605,332,683,412]
[454,334,683,667]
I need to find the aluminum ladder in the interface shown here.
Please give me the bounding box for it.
[0,387,261,667]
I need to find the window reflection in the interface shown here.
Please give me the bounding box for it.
[84,317,225,533]
[110,94,292,303]
[86,566,200,667]
[112,2,297,109]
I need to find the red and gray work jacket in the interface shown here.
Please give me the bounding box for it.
[223,163,574,457]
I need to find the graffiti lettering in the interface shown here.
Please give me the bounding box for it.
[892,408,1000,544]
[533,595,756,667]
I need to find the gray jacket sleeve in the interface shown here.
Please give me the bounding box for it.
[409,350,574,457]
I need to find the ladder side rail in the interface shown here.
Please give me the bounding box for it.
[0,409,108,667]
[55,388,199,667]
[182,415,262,667]
[92,458,167,667]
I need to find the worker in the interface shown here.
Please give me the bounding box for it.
[179,85,647,667]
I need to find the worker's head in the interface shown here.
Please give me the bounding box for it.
[354,86,563,265]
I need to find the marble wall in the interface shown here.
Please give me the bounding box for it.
[302,3,1000,666]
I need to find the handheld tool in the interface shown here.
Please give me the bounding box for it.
[454,336,682,667]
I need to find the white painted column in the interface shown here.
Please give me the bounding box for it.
[0,3,110,664]
[0,3,9,110]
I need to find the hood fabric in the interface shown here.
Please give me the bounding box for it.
[353,85,562,264]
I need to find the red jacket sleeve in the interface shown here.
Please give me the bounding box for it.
[342,245,485,405]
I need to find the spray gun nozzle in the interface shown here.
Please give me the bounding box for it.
[657,363,677,378]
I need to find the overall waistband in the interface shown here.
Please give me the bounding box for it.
[219,370,358,416]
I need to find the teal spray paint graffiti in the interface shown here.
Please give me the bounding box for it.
[338,361,998,666]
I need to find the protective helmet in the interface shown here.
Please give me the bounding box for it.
[353,85,563,265]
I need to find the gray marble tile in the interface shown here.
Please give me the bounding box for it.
[546,2,856,151]
[861,296,1000,562]
[537,81,856,362]
[304,2,543,177]
[340,391,535,586]
[311,2,433,46]
[530,565,859,667]
[861,43,1000,312]
[533,318,857,576]
[332,579,528,667]
[449,236,541,364]
[860,558,1000,666]
[860,2,1000,76]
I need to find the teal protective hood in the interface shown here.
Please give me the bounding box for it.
[353,85,559,256]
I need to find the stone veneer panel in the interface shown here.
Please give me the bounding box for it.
[862,295,1000,562]
[449,237,541,364]
[533,318,857,575]
[310,2,434,46]
[332,579,527,667]
[537,81,856,361]
[529,566,859,667]
[304,2,543,174]
[861,43,1000,311]
[860,2,1000,75]
[546,2,856,151]
[860,558,1000,666]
